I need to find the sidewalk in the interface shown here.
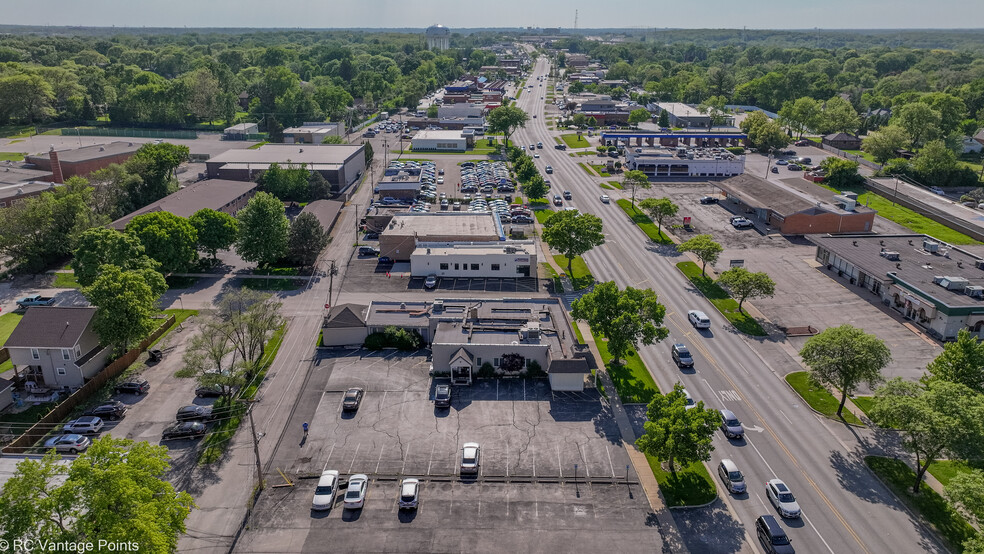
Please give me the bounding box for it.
[575,320,689,554]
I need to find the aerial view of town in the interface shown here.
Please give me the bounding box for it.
[1,1,984,552]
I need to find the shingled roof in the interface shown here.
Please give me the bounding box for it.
[322,304,367,329]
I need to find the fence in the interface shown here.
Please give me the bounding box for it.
[817,142,883,172]
[1,315,175,455]
[864,178,984,242]
[60,128,198,139]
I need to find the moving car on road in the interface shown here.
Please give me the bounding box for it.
[718,459,747,494]
[766,479,802,519]
[719,409,745,439]
[688,310,711,329]
[756,515,795,553]
[600,194,610,203]
[671,344,694,368]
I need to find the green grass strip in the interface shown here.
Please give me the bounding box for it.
[784,372,863,425]
[676,262,767,336]
[616,199,671,244]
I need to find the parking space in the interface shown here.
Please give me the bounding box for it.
[407,275,539,293]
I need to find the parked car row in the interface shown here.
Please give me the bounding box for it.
[312,472,420,512]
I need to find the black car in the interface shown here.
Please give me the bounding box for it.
[342,388,365,412]
[563,191,573,200]
[115,379,150,395]
[359,246,380,257]
[434,384,452,408]
[699,196,719,204]
[756,515,795,553]
[363,232,380,240]
[175,405,213,422]
[82,401,127,421]
[195,385,225,398]
[162,422,207,440]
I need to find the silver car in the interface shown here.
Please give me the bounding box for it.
[398,478,420,509]
[719,409,744,439]
[45,434,91,454]
[461,442,480,474]
[766,478,802,518]
[718,459,746,494]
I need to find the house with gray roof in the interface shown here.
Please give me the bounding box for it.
[320,304,369,347]
[3,307,111,389]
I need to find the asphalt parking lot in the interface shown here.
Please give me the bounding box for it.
[239,349,661,553]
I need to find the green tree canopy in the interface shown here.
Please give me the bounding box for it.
[486,105,529,150]
[862,125,911,163]
[542,210,605,276]
[779,97,822,138]
[892,102,942,147]
[817,96,860,135]
[657,109,670,128]
[189,208,239,261]
[623,169,651,205]
[256,162,311,202]
[638,196,678,239]
[73,227,160,287]
[83,264,166,351]
[235,192,289,266]
[740,111,791,152]
[427,104,439,118]
[571,281,669,364]
[288,212,331,268]
[800,324,891,418]
[0,438,193,553]
[125,211,198,274]
[523,173,548,200]
[820,157,866,190]
[945,470,984,553]
[717,267,776,314]
[677,234,723,276]
[628,108,651,126]
[636,382,719,472]
[321,134,345,144]
[925,328,984,393]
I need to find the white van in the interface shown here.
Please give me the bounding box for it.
[688,310,711,329]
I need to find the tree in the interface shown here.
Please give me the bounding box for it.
[717,267,776,314]
[818,96,860,135]
[0,73,55,124]
[363,140,374,164]
[657,109,670,128]
[499,352,525,373]
[515,156,538,183]
[189,208,239,261]
[214,288,284,376]
[308,171,331,199]
[569,81,585,94]
[913,140,959,186]
[541,210,605,276]
[125,142,189,206]
[0,438,193,552]
[893,102,942,147]
[920,92,967,135]
[636,382,719,472]
[800,324,891,418]
[427,104,439,118]
[235,192,289,266]
[181,313,245,403]
[486,105,529,150]
[638,197,678,240]
[779,97,822,138]
[820,157,866,190]
[125,212,198,274]
[925,328,984,393]
[945,470,984,554]
[862,125,911,163]
[320,134,345,144]
[871,378,984,493]
[256,162,310,202]
[523,173,548,200]
[73,228,160,287]
[741,111,790,152]
[571,281,669,364]
[83,264,166,351]
[677,234,723,276]
[184,67,222,123]
[628,108,650,127]
[288,212,330,268]
[623,169,651,205]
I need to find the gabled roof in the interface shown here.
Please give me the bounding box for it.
[974,128,984,144]
[4,307,97,349]
[449,347,474,364]
[823,132,860,141]
[547,355,590,374]
[323,304,367,329]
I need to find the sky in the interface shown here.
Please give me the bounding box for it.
[3,0,980,29]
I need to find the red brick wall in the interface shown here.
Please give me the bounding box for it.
[28,152,137,179]
[775,211,875,234]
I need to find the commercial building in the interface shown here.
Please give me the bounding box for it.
[25,142,142,181]
[624,147,744,178]
[653,103,733,129]
[223,123,259,140]
[0,168,58,208]
[602,131,746,149]
[205,144,365,192]
[713,174,876,233]
[299,199,345,235]
[374,171,421,201]
[324,298,590,390]
[565,53,590,68]
[410,241,536,278]
[378,212,504,261]
[411,130,472,152]
[110,179,258,230]
[282,122,345,144]
[810,234,984,341]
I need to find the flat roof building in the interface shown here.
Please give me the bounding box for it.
[714,174,875,234]
[378,212,504,261]
[110,179,258,230]
[205,144,365,193]
[282,122,345,144]
[299,199,345,235]
[410,241,536,278]
[654,103,733,129]
[624,146,744,178]
[811,234,984,341]
[25,142,143,181]
[224,123,259,139]
[375,171,422,200]
[411,130,471,152]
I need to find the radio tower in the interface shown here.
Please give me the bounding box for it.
[574,9,578,30]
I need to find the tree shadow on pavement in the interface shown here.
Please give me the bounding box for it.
[670,500,746,554]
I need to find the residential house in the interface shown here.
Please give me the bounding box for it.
[822,133,862,150]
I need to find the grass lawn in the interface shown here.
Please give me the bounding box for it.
[149,309,199,348]
[200,324,287,464]
[553,254,594,290]
[608,181,624,190]
[589,328,658,404]
[53,272,80,289]
[806,136,821,144]
[252,266,300,276]
[534,209,555,224]
[0,152,25,162]
[600,183,614,190]
[851,396,876,418]
[0,402,55,426]
[247,141,268,149]
[843,149,879,164]
[617,199,671,243]
[589,164,611,177]
[928,460,983,488]
[0,313,24,347]
[784,372,864,425]
[164,275,199,289]
[577,162,596,176]
[0,125,35,138]
[560,133,591,148]
[541,263,563,293]
[676,262,767,336]
[647,456,718,507]
[238,278,305,291]
[865,456,978,552]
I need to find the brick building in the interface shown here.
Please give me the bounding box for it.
[25,142,142,181]
[110,179,258,230]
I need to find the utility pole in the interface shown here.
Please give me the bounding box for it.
[326,260,339,308]
[241,401,264,492]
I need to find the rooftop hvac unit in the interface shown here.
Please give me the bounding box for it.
[432,300,444,312]
[967,286,984,299]
[939,276,970,291]
[933,276,946,284]
[923,239,940,253]
[977,260,984,270]
[880,250,901,261]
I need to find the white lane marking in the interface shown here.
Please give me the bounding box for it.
[778,409,793,425]
[803,513,837,554]
[375,444,384,473]
[349,443,361,473]
[606,445,616,478]
[325,444,335,464]
[745,435,778,477]
[736,361,751,376]
[701,378,720,402]
[401,442,410,475]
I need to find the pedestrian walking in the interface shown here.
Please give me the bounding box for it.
[302,422,309,437]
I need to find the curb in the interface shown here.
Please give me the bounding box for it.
[779,374,866,428]
[667,496,719,511]
[863,455,953,553]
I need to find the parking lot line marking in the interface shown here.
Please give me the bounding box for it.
[375,445,384,474]
[401,442,410,475]
[349,443,361,473]
[325,444,335,466]
[579,444,590,478]
[606,446,615,478]
[557,445,563,478]
[427,443,435,475]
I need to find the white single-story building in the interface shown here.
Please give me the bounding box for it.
[224,123,259,139]
[320,304,369,347]
[283,122,345,144]
[625,147,745,178]
[410,241,536,278]
[411,130,470,152]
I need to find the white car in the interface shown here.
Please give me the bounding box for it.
[688,310,711,329]
[461,442,480,474]
[398,478,420,509]
[62,416,104,435]
[437,177,445,184]
[683,388,696,410]
[929,186,945,195]
[312,470,339,511]
[766,478,802,518]
[343,474,369,509]
[600,195,610,204]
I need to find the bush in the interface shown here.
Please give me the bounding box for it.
[477,362,496,379]
[607,146,617,152]
[527,360,546,379]
[726,146,745,155]
[363,326,424,350]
